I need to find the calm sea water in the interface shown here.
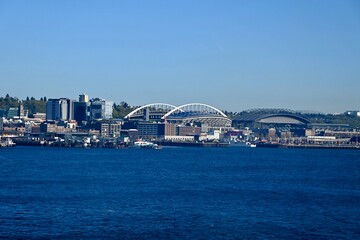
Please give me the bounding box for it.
[0,146,359,239]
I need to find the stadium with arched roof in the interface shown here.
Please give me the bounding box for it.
[232,111,310,127]
[122,103,232,140]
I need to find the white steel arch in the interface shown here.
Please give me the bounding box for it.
[124,103,177,119]
[162,103,228,119]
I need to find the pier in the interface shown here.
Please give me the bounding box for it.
[256,142,360,150]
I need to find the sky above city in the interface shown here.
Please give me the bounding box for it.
[0,0,359,113]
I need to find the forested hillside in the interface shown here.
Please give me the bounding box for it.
[0,94,47,115]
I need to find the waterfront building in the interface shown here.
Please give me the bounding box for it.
[25,121,41,135]
[137,122,165,139]
[40,122,57,133]
[281,131,292,139]
[163,124,201,139]
[164,123,177,136]
[177,126,201,136]
[164,135,194,142]
[305,129,315,137]
[46,98,73,121]
[268,128,277,139]
[199,130,222,141]
[101,121,122,138]
[40,121,74,133]
[120,129,139,142]
[31,125,41,135]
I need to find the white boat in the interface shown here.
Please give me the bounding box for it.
[134,140,162,149]
[245,142,256,147]
[153,144,163,150]
[134,140,154,148]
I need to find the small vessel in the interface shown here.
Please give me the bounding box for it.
[0,138,16,148]
[153,144,163,150]
[134,140,163,149]
[245,142,256,147]
[134,140,154,148]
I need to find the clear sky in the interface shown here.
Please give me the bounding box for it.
[0,0,359,113]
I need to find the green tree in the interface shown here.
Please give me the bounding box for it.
[112,102,136,118]
[0,94,19,110]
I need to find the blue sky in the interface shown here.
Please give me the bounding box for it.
[0,0,359,113]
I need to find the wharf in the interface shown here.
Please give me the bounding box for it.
[155,141,230,148]
[282,144,360,150]
[13,138,128,149]
[13,139,43,146]
[256,142,360,150]
[0,139,16,148]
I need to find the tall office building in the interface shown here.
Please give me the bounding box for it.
[79,94,89,103]
[71,93,90,124]
[73,101,90,124]
[90,100,113,120]
[46,98,72,121]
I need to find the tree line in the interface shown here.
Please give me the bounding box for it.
[0,94,46,115]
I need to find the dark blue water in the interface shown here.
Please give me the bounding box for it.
[0,146,360,239]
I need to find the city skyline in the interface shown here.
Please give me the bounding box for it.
[1,0,359,113]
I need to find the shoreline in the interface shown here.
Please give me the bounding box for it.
[256,142,360,150]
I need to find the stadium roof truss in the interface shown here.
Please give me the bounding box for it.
[124,103,178,119]
[125,102,231,127]
[233,113,310,125]
[162,103,232,127]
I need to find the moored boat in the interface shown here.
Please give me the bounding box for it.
[134,140,162,149]
[0,138,16,148]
